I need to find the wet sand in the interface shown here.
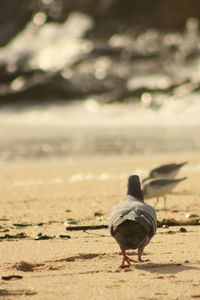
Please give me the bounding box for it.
[0,153,200,299]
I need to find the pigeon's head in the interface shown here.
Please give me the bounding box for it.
[127,175,144,202]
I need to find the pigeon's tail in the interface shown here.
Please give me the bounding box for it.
[113,220,148,250]
[125,210,155,235]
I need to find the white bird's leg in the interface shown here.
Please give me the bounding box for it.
[120,249,136,268]
[163,196,167,211]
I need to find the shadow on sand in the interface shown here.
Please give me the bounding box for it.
[135,262,200,274]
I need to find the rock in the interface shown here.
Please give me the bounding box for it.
[179,227,187,233]
[34,233,54,240]
[94,211,104,217]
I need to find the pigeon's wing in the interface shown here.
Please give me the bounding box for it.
[109,199,156,237]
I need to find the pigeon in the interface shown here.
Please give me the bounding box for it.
[142,177,187,210]
[143,162,187,182]
[109,175,157,268]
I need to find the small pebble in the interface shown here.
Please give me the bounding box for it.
[34,233,54,240]
[94,211,103,217]
[37,222,44,226]
[59,235,71,239]
[179,227,187,233]
[162,225,169,228]
[66,218,77,225]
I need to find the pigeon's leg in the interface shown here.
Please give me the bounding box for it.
[120,249,137,268]
[137,247,150,263]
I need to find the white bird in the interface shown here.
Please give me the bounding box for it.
[143,162,187,182]
[142,177,187,210]
[109,175,157,268]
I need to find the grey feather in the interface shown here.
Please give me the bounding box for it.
[142,177,187,199]
[109,194,157,252]
[143,162,187,182]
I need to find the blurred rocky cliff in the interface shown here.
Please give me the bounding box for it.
[1,0,200,105]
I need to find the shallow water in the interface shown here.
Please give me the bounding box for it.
[0,99,200,161]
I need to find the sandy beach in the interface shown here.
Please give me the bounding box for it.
[1,152,200,299]
[1,2,200,298]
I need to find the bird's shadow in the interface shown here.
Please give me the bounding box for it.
[135,262,200,274]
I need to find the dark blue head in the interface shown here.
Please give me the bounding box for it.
[127,175,144,202]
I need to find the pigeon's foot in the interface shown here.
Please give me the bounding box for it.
[120,251,137,268]
[120,255,136,268]
[138,257,150,263]
[138,249,150,262]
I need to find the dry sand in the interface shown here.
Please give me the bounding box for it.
[0,152,200,299]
